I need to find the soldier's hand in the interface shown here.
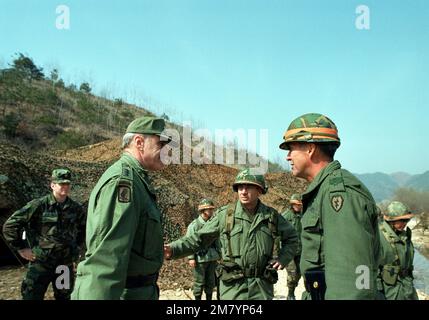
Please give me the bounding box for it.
[163,245,173,259]
[188,259,197,268]
[18,248,36,262]
[271,261,284,270]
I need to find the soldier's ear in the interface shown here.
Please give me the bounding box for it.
[134,134,145,151]
[307,143,317,158]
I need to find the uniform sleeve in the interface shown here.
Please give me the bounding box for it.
[186,221,196,260]
[2,200,39,251]
[74,204,87,261]
[170,211,223,260]
[278,214,299,266]
[75,179,139,300]
[323,190,380,299]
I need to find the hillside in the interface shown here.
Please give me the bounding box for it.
[406,171,429,191]
[356,171,429,203]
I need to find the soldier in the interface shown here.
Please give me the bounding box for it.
[72,116,174,300]
[377,201,418,300]
[281,193,303,300]
[2,168,85,300]
[186,199,221,300]
[164,168,298,300]
[279,113,380,300]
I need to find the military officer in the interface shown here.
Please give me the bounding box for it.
[186,199,221,300]
[164,168,298,300]
[2,168,85,300]
[279,113,380,300]
[378,201,418,300]
[72,116,174,300]
[281,193,303,300]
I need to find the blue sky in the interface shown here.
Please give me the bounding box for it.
[1,0,428,174]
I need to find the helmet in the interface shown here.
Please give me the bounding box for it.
[232,168,267,194]
[289,193,302,205]
[384,201,414,221]
[198,199,215,212]
[279,113,341,150]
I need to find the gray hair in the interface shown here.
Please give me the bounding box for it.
[122,133,151,149]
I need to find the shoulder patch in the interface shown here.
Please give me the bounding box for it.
[331,195,344,212]
[118,185,131,203]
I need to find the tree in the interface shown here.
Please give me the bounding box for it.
[79,82,92,94]
[161,113,170,121]
[10,53,44,80]
[393,187,429,214]
[50,68,59,82]
[56,79,65,88]
[114,98,124,108]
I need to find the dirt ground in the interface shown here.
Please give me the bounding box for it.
[2,265,426,300]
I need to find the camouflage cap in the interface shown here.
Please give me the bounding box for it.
[51,168,71,184]
[279,113,341,150]
[232,168,267,194]
[289,193,302,205]
[384,201,415,221]
[198,199,215,212]
[126,116,173,143]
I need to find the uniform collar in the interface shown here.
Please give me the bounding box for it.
[381,220,408,243]
[235,200,270,222]
[48,193,71,209]
[198,215,208,224]
[302,160,341,199]
[121,152,149,178]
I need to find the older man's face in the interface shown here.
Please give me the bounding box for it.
[286,142,312,180]
[141,135,166,171]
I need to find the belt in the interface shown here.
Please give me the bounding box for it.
[125,273,159,289]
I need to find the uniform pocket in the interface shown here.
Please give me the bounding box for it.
[141,209,163,259]
[41,212,59,237]
[221,224,243,259]
[301,210,322,264]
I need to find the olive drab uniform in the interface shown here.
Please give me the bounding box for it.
[281,207,302,296]
[170,200,299,300]
[299,160,380,300]
[186,216,221,299]
[377,201,418,300]
[377,221,418,300]
[2,193,85,300]
[72,153,164,300]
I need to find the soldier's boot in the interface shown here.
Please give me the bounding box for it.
[287,287,296,300]
[194,295,202,300]
[206,293,213,300]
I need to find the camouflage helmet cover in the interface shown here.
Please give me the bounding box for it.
[289,193,302,205]
[279,113,341,150]
[384,201,415,221]
[232,168,267,194]
[198,198,215,212]
[51,168,72,184]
